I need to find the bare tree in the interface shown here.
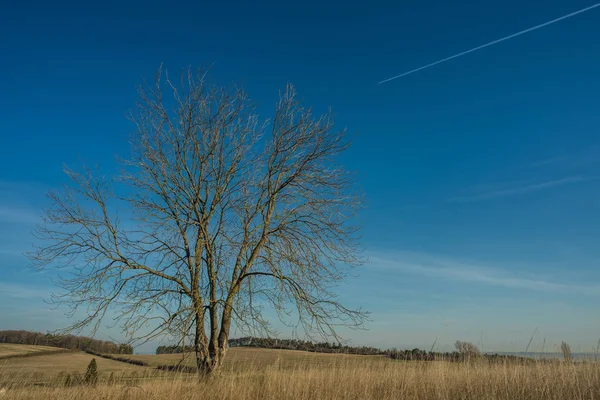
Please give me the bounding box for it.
[454,341,481,360]
[30,67,366,375]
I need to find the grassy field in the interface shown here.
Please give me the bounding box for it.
[0,344,64,359]
[121,347,382,372]
[1,345,600,399]
[0,345,161,386]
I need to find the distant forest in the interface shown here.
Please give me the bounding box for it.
[0,330,133,354]
[156,337,382,355]
[226,337,470,360]
[157,337,534,363]
[229,337,384,355]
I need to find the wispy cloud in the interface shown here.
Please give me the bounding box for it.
[531,147,600,170]
[0,248,26,257]
[0,205,41,224]
[368,252,600,296]
[532,156,569,168]
[0,180,47,225]
[449,176,595,202]
[0,282,53,300]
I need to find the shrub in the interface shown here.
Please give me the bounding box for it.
[454,341,481,359]
[84,358,98,386]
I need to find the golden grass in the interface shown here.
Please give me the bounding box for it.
[122,347,382,372]
[0,345,64,358]
[1,348,600,399]
[0,351,160,385]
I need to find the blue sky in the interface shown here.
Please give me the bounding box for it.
[1,0,600,353]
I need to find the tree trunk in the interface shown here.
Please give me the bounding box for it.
[195,344,226,376]
[194,313,210,376]
[193,310,227,377]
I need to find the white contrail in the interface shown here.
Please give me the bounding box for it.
[378,3,600,84]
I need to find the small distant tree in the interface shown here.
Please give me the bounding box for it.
[455,341,481,359]
[561,341,572,362]
[84,358,98,386]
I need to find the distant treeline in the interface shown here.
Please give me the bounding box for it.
[0,330,133,354]
[228,337,383,355]
[157,337,382,356]
[156,337,536,364]
[156,345,195,354]
[384,348,536,363]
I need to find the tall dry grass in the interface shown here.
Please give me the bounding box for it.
[2,358,600,400]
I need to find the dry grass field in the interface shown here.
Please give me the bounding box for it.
[1,345,600,399]
[0,344,64,359]
[121,347,382,372]
[0,345,161,386]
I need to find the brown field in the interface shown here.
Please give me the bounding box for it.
[0,350,161,386]
[121,347,382,372]
[0,344,64,358]
[1,346,600,399]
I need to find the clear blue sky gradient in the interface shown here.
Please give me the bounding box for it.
[1,0,600,353]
